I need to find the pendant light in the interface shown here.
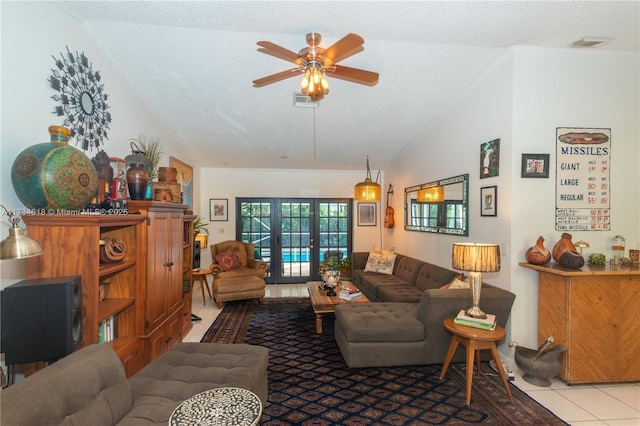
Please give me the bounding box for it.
[354,156,381,201]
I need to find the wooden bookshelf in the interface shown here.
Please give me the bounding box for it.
[24,214,147,377]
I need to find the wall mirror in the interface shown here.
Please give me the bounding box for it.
[404,174,469,235]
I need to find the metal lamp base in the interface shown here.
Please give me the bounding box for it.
[465,306,487,319]
[465,271,487,319]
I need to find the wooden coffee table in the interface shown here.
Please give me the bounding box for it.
[307,281,369,334]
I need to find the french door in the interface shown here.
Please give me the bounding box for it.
[237,198,352,284]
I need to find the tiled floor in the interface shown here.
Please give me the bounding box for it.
[185,283,640,425]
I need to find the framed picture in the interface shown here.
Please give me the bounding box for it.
[480,138,500,179]
[170,157,193,209]
[209,198,228,221]
[480,186,497,217]
[521,153,550,178]
[357,203,376,226]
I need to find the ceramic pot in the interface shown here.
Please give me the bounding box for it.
[552,233,577,262]
[11,125,98,210]
[525,236,552,265]
[125,142,151,200]
[558,250,585,269]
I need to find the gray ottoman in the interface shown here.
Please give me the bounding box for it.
[334,303,426,368]
[123,343,269,425]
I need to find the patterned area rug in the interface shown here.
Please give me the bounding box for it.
[201,299,567,425]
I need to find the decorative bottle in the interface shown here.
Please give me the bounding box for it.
[525,236,552,265]
[552,233,584,269]
[11,125,98,210]
[612,235,626,264]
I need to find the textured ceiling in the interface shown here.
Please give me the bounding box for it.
[59,1,639,171]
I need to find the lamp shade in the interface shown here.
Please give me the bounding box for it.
[452,243,500,272]
[354,180,381,201]
[417,186,444,202]
[0,206,44,260]
[354,156,381,201]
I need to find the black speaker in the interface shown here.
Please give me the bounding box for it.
[1,276,83,365]
[193,240,201,269]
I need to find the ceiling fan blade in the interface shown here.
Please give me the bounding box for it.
[257,41,301,64]
[326,45,364,66]
[253,68,301,87]
[323,33,365,63]
[329,65,379,86]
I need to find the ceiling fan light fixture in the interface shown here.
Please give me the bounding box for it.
[301,61,329,101]
[253,32,378,96]
[354,156,381,201]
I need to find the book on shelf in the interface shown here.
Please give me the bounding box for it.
[454,309,496,331]
[98,314,119,343]
[339,288,362,300]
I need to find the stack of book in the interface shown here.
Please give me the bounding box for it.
[453,310,496,331]
[98,315,118,343]
[339,288,362,300]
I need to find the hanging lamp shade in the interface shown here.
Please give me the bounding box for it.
[417,186,445,202]
[354,157,381,201]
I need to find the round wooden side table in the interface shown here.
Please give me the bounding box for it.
[192,268,213,305]
[439,317,513,405]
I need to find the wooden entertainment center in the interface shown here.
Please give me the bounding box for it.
[520,262,640,384]
[23,202,195,377]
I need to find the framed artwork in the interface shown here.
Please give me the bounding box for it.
[170,157,193,209]
[521,153,550,178]
[209,198,228,221]
[480,138,500,179]
[480,186,497,217]
[357,203,376,226]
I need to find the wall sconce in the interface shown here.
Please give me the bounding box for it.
[354,156,381,201]
[1,205,44,260]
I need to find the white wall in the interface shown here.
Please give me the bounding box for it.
[510,47,639,348]
[198,167,385,267]
[0,2,194,286]
[385,46,639,354]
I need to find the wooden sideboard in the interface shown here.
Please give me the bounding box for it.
[520,262,640,384]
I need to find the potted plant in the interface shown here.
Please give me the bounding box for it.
[193,216,209,235]
[129,135,164,181]
[339,256,352,279]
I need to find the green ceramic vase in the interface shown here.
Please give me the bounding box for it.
[11,126,98,211]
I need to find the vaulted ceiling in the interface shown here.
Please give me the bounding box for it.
[59,1,639,171]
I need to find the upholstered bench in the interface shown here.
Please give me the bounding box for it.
[213,275,265,308]
[335,302,426,368]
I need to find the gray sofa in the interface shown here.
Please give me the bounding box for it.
[1,342,268,426]
[335,251,515,368]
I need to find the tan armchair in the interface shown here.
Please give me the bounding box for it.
[209,240,268,278]
[209,240,268,308]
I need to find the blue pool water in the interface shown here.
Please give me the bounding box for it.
[281,251,311,262]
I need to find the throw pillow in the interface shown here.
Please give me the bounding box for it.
[364,251,397,275]
[372,246,395,256]
[215,249,241,272]
[440,273,467,289]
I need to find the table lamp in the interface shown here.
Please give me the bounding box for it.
[1,205,43,260]
[452,243,501,319]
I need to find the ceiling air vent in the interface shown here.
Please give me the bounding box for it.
[570,37,612,48]
[293,92,320,108]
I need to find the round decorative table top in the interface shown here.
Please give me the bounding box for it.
[169,387,262,426]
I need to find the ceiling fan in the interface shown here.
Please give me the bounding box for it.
[252,32,379,101]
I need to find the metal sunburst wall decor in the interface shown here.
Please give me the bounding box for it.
[49,46,112,151]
